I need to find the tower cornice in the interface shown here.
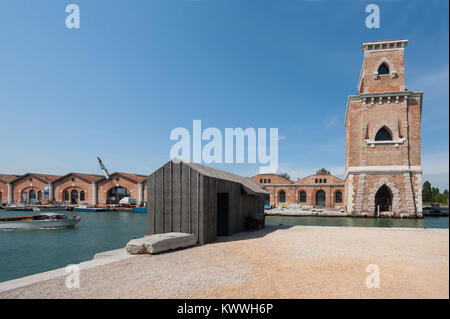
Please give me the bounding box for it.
[362,39,408,52]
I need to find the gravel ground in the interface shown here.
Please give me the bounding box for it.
[1,225,448,299]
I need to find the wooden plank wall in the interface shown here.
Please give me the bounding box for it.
[147,161,268,245]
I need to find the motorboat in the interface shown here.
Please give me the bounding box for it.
[0,213,81,229]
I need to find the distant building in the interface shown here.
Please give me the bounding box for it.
[251,173,344,208]
[0,172,147,206]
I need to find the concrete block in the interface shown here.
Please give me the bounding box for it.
[126,232,196,255]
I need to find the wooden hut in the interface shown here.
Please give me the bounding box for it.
[147,160,269,245]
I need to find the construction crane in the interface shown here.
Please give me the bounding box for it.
[97,157,110,180]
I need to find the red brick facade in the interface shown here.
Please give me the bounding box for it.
[344,39,423,217]
[252,173,344,208]
[1,172,147,205]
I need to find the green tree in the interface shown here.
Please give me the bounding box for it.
[278,172,291,181]
[432,187,440,203]
[316,168,330,175]
[422,181,432,203]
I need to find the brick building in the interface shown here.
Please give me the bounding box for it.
[97,172,147,205]
[0,171,148,206]
[53,173,104,204]
[0,174,20,205]
[344,39,423,217]
[252,173,344,208]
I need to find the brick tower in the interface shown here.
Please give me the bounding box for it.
[344,39,423,217]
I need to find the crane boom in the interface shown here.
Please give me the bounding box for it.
[97,157,110,180]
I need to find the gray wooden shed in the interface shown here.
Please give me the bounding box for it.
[147,160,269,245]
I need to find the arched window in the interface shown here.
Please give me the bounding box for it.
[38,191,42,202]
[264,179,267,183]
[324,179,327,183]
[80,191,85,201]
[279,191,286,203]
[0,191,2,204]
[268,179,271,183]
[64,190,69,201]
[299,191,306,203]
[260,179,263,183]
[375,127,393,141]
[315,179,318,183]
[335,191,342,204]
[378,63,389,75]
[319,179,322,183]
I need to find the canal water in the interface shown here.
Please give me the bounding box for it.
[0,210,147,283]
[265,215,449,229]
[0,210,448,283]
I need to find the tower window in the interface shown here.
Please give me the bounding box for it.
[378,63,389,75]
[375,127,393,141]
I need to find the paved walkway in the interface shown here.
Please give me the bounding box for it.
[1,226,448,298]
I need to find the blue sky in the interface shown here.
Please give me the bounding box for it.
[0,0,448,190]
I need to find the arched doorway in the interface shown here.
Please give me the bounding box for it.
[278,190,286,203]
[107,187,130,204]
[375,185,392,212]
[71,190,78,204]
[29,190,36,204]
[316,190,325,207]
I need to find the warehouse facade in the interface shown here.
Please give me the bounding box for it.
[147,160,269,245]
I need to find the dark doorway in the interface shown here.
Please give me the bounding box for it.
[107,187,130,204]
[316,190,326,206]
[71,190,78,204]
[29,190,36,204]
[217,193,229,236]
[375,185,392,212]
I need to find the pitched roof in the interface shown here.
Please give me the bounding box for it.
[182,161,269,196]
[12,173,62,184]
[97,172,147,184]
[53,172,104,184]
[0,174,20,183]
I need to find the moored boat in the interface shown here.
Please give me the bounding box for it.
[0,213,81,230]
[32,207,67,212]
[76,206,109,212]
[132,207,147,213]
[3,204,33,212]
